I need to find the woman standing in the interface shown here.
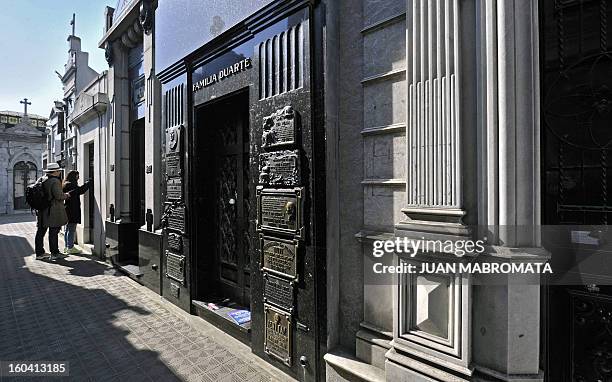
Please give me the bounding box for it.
[62,170,92,254]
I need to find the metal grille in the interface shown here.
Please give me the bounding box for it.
[543,0,612,225]
[217,155,237,265]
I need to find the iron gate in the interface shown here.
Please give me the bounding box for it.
[542,0,612,381]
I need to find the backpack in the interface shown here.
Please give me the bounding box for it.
[26,179,50,211]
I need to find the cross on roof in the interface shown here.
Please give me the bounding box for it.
[20,98,31,116]
[70,13,75,36]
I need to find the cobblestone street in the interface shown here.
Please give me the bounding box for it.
[0,215,289,382]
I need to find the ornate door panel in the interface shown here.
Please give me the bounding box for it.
[542,1,612,381]
[212,95,250,306]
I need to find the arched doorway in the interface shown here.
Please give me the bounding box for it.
[13,161,37,210]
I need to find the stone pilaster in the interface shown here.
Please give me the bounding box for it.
[472,0,545,380]
[143,18,162,229]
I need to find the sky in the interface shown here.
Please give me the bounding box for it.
[0,0,113,118]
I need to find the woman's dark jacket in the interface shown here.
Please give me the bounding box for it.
[63,181,91,224]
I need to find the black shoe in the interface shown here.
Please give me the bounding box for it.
[49,252,62,260]
[35,253,50,260]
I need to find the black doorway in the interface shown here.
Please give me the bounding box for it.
[86,142,94,243]
[193,90,251,332]
[130,118,145,226]
[541,0,612,380]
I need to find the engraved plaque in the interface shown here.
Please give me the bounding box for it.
[260,235,298,279]
[263,273,295,312]
[167,205,186,233]
[166,252,185,283]
[170,282,180,298]
[259,150,300,186]
[168,233,183,252]
[257,187,304,239]
[166,152,182,178]
[261,106,297,149]
[264,304,292,366]
[167,125,182,152]
[166,178,182,200]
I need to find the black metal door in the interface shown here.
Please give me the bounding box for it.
[207,93,251,306]
[88,143,94,242]
[130,119,145,226]
[542,1,612,380]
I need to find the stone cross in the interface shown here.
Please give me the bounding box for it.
[70,13,75,36]
[20,98,31,116]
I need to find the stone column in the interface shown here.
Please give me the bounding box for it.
[109,40,131,221]
[0,141,8,214]
[472,1,545,380]
[143,21,162,229]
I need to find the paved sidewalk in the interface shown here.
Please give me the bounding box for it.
[0,215,288,382]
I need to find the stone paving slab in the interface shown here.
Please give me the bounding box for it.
[0,215,292,382]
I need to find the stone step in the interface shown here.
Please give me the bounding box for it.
[324,350,385,382]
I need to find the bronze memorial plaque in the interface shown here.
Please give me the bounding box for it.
[263,273,295,313]
[168,233,183,252]
[166,178,182,200]
[261,106,297,149]
[166,252,185,283]
[259,150,300,186]
[264,304,292,366]
[167,125,182,152]
[166,152,182,178]
[256,187,304,239]
[260,235,298,280]
[167,205,186,233]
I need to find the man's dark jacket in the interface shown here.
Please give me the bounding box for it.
[63,181,91,224]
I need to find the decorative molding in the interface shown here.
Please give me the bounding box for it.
[361,123,406,136]
[165,84,184,129]
[361,178,406,186]
[361,12,407,35]
[139,0,153,35]
[105,41,113,66]
[257,22,305,99]
[405,0,461,210]
[394,258,472,376]
[361,68,406,85]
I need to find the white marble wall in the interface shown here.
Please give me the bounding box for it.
[143,21,162,230]
[0,132,45,214]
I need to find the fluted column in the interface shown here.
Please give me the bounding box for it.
[472,1,545,380]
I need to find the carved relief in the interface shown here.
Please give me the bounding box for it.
[166,252,186,284]
[263,273,295,313]
[261,106,297,149]
[256,187,304,239]
[168,233,183,252]
[105,41,113,66]
[259,150,300,186]
[571,292,612,382]
[139,0,153,34]
[166,178,182,200]
[264,304,292,366]
[163,203,186,234]
[260,235,298,280]
[167,125,182,152]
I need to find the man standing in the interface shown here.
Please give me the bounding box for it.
[35,163,70,260]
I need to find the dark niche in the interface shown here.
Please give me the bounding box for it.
[256,187,304,239]
[165,251,186,284]
[261,106,298,149]
[263,273,295,313]
[264,304,292,366]
[260,235,298,280]
[259,150,300,186]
